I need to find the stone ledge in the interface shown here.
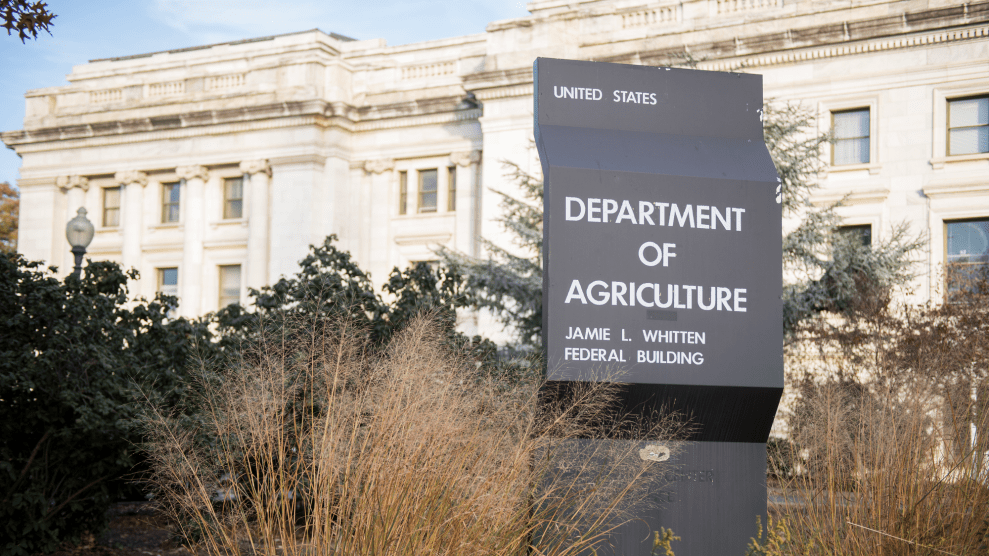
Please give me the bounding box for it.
[603,1,989,67]
[3,96,480,146]
[811,186,891,206]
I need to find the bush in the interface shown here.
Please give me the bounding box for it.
[775,270,989,555]
[219,235,530,382]
[0,254,215,555]
[143,313,686,556]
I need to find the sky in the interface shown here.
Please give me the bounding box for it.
[0,0,533,187]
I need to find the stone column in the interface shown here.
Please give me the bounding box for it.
[450,150,481,257]
[240,159,272,291]
[115,170,148,272]
[176,165,209,317]
[57,175,89,271]
[362,159,394,284]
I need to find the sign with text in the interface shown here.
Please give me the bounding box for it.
[535,58,783,556]
[536,58,782,389]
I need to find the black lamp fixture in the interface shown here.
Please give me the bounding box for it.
[65,207,95,279]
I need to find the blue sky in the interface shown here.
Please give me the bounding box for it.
[0,0,532,187]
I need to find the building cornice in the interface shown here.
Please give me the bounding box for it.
[468,2,989,101]
[2,100,354,146]
[3,98,482,151]
[615,3,989,69]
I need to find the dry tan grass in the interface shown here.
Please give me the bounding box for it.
[769,317,989,556]
[143,315,684,556]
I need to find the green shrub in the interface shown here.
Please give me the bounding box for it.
[0,254,214,554]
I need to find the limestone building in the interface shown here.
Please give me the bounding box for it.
[4,0,988,321]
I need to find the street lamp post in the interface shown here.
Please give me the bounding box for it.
[65,207,95,279]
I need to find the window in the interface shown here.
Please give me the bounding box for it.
[837,225,871,247]
[223,177,243,219]
[447,166,457,212]
[832,108,870,165]
[218,264,242,308]
[399,171,408,215]
[947,96,988,156]
[157,267,179,316]
[162,181,181,223]
[102,186,121,227]
[417,169,437,213]
[946,218,989,296]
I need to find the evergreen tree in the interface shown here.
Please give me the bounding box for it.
[440,103,922,349]
[438,163,543,350]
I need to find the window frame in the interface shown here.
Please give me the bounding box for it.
[831,108,871,166]
[102,186,121,228]
[393,156,455,218]
[161,181,181,224]
[836,224,872,248]
[817,96,880,175]
[223,177,244,220]
[417,168,438,214]
[218,264,242,309]
[447,166,457,212]
[399,170,408,215]
[931,83,989,169]
[944,217,989,299]
[946,95,989,157]
[157,266,179,316]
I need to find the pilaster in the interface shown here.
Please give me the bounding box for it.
[115,170,148,273]
[451,150,482,257]
[240,159,272,291]
[176,165,209,317]
[362,158,395,286]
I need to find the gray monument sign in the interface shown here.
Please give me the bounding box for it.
[535,58,783,555]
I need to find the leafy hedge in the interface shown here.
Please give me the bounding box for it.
[1,236,519,554]
[0,254,217,554]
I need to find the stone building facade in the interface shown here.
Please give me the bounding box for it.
[4,0,988,321]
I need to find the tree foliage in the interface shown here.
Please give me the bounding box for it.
[2,235,524,553]
[777,269,989,555]
[439,164,543,350]
[771,102,923,337]
[0,254,217,555]
[1,0,54,42]
[0,182,17,253]
[216,235,504,369]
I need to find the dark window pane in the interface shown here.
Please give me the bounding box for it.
[837,225,871,247]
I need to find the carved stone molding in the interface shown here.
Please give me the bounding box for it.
[175,165,209,181]
[363,159,395,174]
[239,159,272,176]
[450,150,481,167]
[114,170,148,187]
[56,175,89,192]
